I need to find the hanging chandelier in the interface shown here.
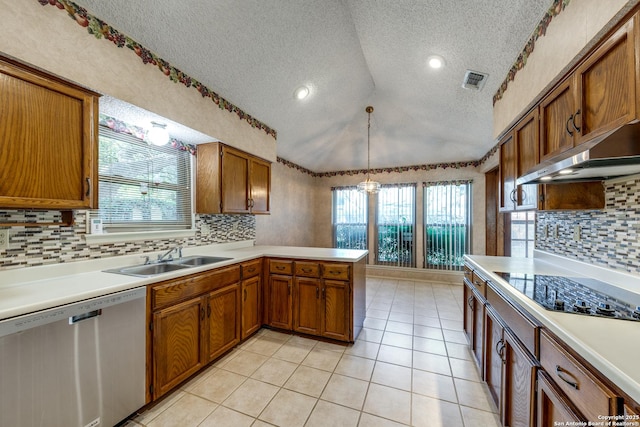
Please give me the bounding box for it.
[357,106,381,194]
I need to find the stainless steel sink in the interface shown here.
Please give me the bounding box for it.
[173,256,232,266]
[103,255,233,277]
[105,262,191,277]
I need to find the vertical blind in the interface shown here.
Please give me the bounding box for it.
[423,180,472,270]
[376,183,415,267]
[332,186,368,250]
[98,127,193,230]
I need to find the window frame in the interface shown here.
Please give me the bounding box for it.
[374,183,416,268]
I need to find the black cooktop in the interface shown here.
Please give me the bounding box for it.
[496,273,640,322]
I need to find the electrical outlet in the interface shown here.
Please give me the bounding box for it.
[0,230,9,250]
[553,224,559,239]
[543,224,549,239]
[573,225,581,241]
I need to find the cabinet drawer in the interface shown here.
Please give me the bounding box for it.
[242,259,262,278]
[471,271,487,299]
[540,330,620,421]
[295,261,320,278]
[322,263,350,280]
[270,260,293,275]
[463,265,473,283]
[152,265,240,309]
[486,284,539,357]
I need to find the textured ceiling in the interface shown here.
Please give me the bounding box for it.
[74,0,553,172]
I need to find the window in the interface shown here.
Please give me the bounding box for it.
[510,211,535,257]
[423,181,472,270]
[98,127,192,231]
[375,184,415,267]
[332,187,367,250]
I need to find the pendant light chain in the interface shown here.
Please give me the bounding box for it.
[358,106,380,193]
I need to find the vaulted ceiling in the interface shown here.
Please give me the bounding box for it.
[74,0,553,172]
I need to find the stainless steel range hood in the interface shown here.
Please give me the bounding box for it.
[517,123,640,185]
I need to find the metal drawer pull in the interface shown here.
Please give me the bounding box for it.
[302,268,313,273]
[69,309,102,324]
[316,287,320,299]
[555,365,580,390]
[328,270,340,275]
[473,280,482,287]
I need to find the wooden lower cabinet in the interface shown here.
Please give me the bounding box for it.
[152,296,207,399]
[207,283,241,361]
[322,279,350,341]
[463,279,484,374]
[268,274,293,329]
[241,275,261,339]
[485,307,504,408]
[537,370,585,426]
[503,329,538,427]
[294,277,321,335]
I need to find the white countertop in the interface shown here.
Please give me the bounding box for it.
[0,241,367,322]
[465,252,640,404]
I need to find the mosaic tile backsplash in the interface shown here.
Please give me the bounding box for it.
[0,210,255,270]
[536,176,640,274]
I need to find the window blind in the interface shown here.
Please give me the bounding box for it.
[98,127,193,231]
[423,180,472,270]
[332,186,368,250]
[375,183,416,267]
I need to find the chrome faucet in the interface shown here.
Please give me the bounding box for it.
[157,245,183,263]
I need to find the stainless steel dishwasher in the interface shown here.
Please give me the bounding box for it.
[0,286,146,427]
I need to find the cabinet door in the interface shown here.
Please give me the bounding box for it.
[221,146,250,213]
[242,275,261,339]
[503,330,537,427]
[472,292,484,375]
[152,296,206,399]
[294,277,321,335]
[484,307,504,410]
[499,132,516,212]
[322,279,350,341]
[268,275,293,329]
[207,283,241,362]
[539,79,576,161]
[574,16,636,145]
[195,142,222,214]
[537,371,585,427]
[463,282,474,345]
[514,109,539,210]
[250,157,270,214]
[0,58,98,209]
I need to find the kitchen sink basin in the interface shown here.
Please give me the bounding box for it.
[103,255,233,277]
[173,256,233,266]
[105,262,191,277]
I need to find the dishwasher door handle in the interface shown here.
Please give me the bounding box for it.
[69,309,102,324]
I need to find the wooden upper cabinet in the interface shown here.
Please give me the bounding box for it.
[574,14,637,145]
[221,146,250,213]
[196,142,271,214]
[539,79,576,161]
[514,108,539,210]
[249,156,271,214]
[540,11,637,160]
[0,55,99,209]
[498,132,516,212]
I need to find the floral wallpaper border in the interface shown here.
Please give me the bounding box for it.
[493,0,571,105]
[277,141,498,178]
[99,114,197,155]
[38,0,277,140]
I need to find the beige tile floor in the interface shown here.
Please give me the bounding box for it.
[124,277,500,427]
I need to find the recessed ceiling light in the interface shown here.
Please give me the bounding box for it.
[294,86,310,100]
[427,55,445,69]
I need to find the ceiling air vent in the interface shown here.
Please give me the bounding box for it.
[462,70,489,91]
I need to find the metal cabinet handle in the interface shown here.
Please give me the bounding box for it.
[207,305,211,318]
[201,307,205,320]
[566,115,574,136]
[302,268,312,273]
[555,365,580,390]
[509,189,517,203]
[316,287,320,299]
[328,270,340,275]
[495,338,505,362]
[244,288,247,302]
[572,109,581,132]
[85,177,91,197]
[322,287,326,299]
[467,296,474,309]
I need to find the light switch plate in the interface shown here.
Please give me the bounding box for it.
[573,225,581,241]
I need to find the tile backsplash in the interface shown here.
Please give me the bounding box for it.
[0,210,255,270]
[536,176,640,274]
